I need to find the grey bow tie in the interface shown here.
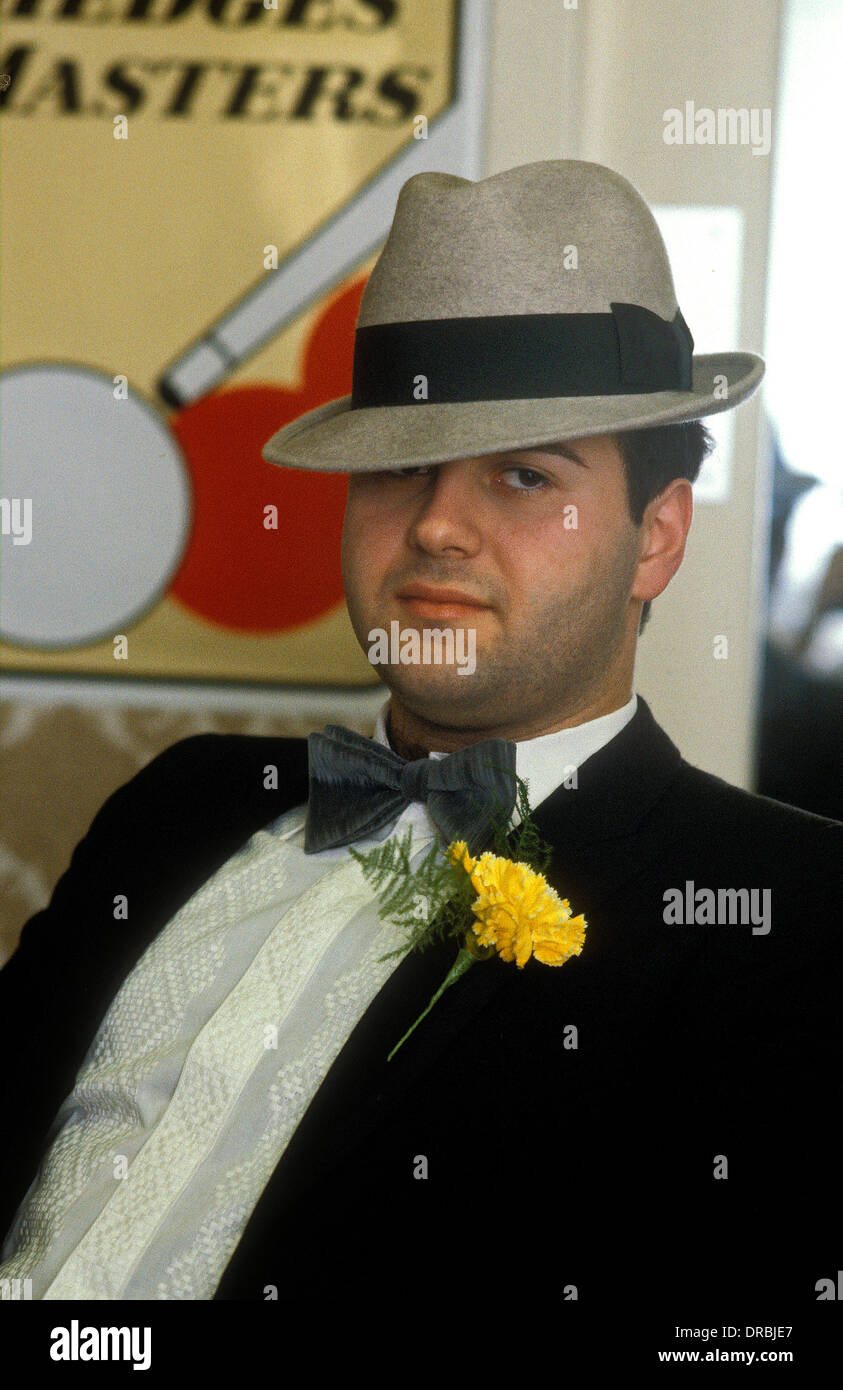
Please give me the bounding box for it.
[304,724,517,854]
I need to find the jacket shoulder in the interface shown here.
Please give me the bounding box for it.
[663,758,842,918]
[674,757,843,836]
[4,730,310,971]
[86,729,309,840]
[113,729,308,801]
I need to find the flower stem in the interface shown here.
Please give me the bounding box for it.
[387,947,477,1062]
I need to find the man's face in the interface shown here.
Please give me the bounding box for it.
[341,433,645,738]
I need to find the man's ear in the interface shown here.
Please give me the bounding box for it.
[630,478,694,605]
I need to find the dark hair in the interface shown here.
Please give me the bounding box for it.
[613,420,715,633]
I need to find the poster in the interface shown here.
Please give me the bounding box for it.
[0,0,486,688]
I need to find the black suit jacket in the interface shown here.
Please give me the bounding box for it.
[2,697,841,1321]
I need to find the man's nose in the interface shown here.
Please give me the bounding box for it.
[407,463,482,556]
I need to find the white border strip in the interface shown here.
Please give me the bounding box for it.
[0,673,387,721]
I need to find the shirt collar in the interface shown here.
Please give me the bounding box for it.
[372,693,638,810]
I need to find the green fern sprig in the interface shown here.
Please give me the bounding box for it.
[349,774,555,966]
[350,827,475,961]
[499,774,553,874]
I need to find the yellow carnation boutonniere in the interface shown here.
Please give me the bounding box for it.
[349,777,587,1060]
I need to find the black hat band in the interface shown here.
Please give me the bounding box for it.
[351,303,694,408]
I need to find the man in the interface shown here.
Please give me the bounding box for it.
[0,161,839,1323]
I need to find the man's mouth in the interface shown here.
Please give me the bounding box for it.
[395,583,492,619]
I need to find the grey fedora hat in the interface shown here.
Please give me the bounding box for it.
[262,159,764,473]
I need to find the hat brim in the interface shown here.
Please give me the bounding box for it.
[261,352,764,473]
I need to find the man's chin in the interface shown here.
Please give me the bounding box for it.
[378,664,489,724]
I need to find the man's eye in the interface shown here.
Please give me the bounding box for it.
[500,467,548,490]
[386,465,433,478]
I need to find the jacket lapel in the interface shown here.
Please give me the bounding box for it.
[534,693,685,905]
